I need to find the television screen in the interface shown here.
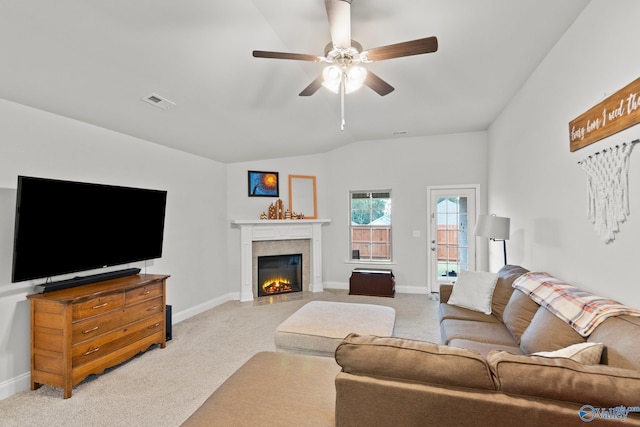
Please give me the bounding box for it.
[12,176,167,283]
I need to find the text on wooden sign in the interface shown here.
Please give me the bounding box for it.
[569,77,640,152]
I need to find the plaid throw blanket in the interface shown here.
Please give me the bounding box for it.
[512,272,640,337]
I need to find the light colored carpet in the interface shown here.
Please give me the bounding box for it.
[0,289,440,427]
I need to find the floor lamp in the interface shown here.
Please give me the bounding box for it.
[474,214,511,265]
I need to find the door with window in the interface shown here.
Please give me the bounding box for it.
[427,186,478,293]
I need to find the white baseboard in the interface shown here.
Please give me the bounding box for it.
[323,281,349,290]
[0,372,30,401]
[172,292,238,324]
[323,282,429,295]
[396,285,429,294]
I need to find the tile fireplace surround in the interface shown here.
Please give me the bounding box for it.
[232,219,330,301]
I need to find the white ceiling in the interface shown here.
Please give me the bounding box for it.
[0,0,590,163]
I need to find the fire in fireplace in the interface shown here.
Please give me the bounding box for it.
[257,254,302,297]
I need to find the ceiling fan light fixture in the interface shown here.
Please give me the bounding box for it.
[321,64,367,94]
[344,65,366,93]
[322,65,342,93]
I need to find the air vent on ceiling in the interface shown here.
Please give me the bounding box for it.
[141,93,176,110]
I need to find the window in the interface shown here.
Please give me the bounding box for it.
[350,191,391,261]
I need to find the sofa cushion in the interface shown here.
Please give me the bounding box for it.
[448,339,523,358]
[487,350,640,408]
[335,333,496,390]
[502,289,540,344]
[533,342,604,365]
[588,315,640,370]
[520,306,585,354]
[438,303,501,323]
[440,318,518,347]
[490,265,530,323]
[448,270,499,314]
[439,283,453,303]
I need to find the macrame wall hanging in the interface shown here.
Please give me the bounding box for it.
[578,139,638,243]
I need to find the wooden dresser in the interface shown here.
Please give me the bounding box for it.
[26,274,169,398]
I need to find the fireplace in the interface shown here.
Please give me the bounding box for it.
[257,254,303,297]
[232,219,330,301]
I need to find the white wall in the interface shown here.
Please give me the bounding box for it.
[488,0,640,308]
[322,133,488,292]
[0,99,230,398]
[226,132,489,294]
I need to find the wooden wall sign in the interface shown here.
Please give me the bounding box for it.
[569,76,640,152]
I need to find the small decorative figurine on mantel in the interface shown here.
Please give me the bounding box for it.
[260,199,304,220]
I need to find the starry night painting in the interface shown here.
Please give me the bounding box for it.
[248,171,279,197]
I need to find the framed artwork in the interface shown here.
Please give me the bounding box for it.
[248,171,279,197]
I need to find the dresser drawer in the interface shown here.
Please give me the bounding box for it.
[72,296,163,343]
[122,296,164,325]
[125,281,163,305]
[72,292,125,320]
[72,312,123,344]
[72,313,164,366]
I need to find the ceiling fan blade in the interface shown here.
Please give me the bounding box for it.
[365,36,438,62]
[364,71,395,96]
[299,75,325,96]
[253,50,321,62]
[325,0,351,49]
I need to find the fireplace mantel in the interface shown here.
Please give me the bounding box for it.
[232,219,330,301]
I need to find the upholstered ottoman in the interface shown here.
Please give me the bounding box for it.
[275,301,396,357]
[180,352,340,427]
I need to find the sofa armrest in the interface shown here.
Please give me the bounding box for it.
[488,350,640,408]
[440,283,453,303]
[335,333,495,390]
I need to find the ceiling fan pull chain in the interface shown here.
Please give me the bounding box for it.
[340,78,346,131]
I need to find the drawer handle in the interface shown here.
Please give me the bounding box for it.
[83,347,100,356]
[92,302,109,309]
[147,306,158,311]
[148,322,160,329]
[144,290,152,295]
[82,326,99,334]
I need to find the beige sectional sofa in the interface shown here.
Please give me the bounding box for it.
[183,265,640,426]
[335,265,640,426]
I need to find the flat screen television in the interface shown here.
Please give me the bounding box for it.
[11,176,167,286]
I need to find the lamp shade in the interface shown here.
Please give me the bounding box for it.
[474,214,510,240]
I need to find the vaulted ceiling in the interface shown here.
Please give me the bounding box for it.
[0,0,589,163]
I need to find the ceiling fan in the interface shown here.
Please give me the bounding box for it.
[252,0,438,129]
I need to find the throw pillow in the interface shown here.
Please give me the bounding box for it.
[447,270,499,315]
[533,342,604,365]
